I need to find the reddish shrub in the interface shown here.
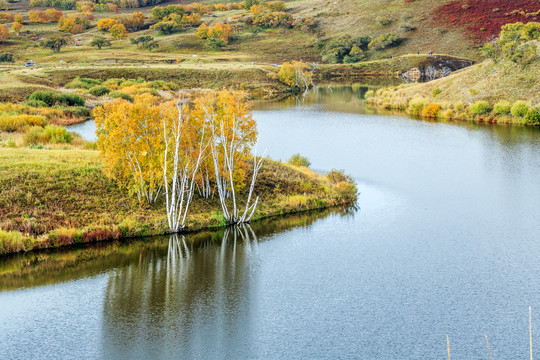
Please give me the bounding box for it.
[82,228,120,243]
[432,0,540,42]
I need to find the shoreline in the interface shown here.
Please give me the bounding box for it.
[1,199,356,257]
[0,148,357,257]
[0,203,354,262]
[366,101,528,126]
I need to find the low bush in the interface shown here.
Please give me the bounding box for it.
[24,125,73,145]
[288,153,311,167]
[453,101,466,112]
[24,126,48,145]
[334,181,357,200]
[49,227,82,246]
[421,103,441,118]
[54,93,85,107]
[376,16,392,26]
[118,217,144,237]
[0,114,48,132]
[364,90,374,98]
[0,230,25,255]
[0,53,14,63]
[88,85,110,96]
[470,101,491,115]
[28,91,85,107]
[327,169,354,184]
[368,33,402,50]
[493,100,511,115]
[432,88,442,97]
[524,107,540,126]
[109,91,134,102]
[408,97,427,114]
[511,100,530,117]
[26,99,49,108]
[66,77,101,90]
[53,106,90,118]
[28,91,55,106]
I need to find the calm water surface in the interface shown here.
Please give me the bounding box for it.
[2,86,540,359]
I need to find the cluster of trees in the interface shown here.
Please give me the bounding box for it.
[322,36,371,64]
[367,33,403,50]
[235,2,316,32]
[151,13,201,35]
[321,33,403,64]
[481,22,540,66]
[94,3,120,13]
[95,13,145,38]
[58,12,93,34]
[151,2,242,20]
[196,23,235,49]
[149,5,208,34]
[0,12,23,24]
[94,90,263,231]
[28,9,63,23]
[29,0,76,10]
[130,35,158,50]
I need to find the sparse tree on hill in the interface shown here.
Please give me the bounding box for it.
[41,35,70,53]
[109,24,128,39]
[90,37,111,50]
[12,22,22,36]
[130,35,153,47]
[0,24,9,42]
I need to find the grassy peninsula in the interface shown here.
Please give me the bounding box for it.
[0,147,356,255]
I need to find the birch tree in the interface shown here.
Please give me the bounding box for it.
[161,98,209,232]
[195,90,263,224]
[278,61,313,91]
[95,94,164,204]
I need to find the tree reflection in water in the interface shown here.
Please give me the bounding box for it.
[102,224,260,359]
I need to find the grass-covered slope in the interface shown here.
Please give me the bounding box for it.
[370,56,540,106]
[0,148,357,255]
[368,23,540,125]
[4,0,537,69]
[368,56,540,125]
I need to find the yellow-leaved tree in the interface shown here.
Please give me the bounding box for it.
[95,90,262,232]
[277,60,313,91]
[95,94,164,204]
[194,90,262,224]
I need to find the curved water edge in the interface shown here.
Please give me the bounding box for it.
[3,86,540,359]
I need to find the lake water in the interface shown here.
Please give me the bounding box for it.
[2,86,540,359]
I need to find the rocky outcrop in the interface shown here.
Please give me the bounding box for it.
[400,55,475,82]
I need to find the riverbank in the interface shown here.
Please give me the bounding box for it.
[367,52,540,125]
[0,207,343,291]
[0,148,357,256]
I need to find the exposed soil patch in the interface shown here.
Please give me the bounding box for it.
[433,0,540,42]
